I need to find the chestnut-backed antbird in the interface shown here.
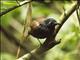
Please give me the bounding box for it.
[29,18,60,39]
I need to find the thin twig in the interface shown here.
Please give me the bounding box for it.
[16,0,20,5]
[16,1,32,58]
[55,2,77,37]
[76,3,80,25]
[16,46,21,58]
[0,1,32,16]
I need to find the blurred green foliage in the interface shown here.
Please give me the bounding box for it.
[0,0,80,60]
[1,53,16,60]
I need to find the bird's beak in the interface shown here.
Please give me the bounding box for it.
[55,22,61,25]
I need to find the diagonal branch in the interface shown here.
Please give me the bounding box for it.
[55,2,78,36]
[0,1,32,16]
[76,3,80,25]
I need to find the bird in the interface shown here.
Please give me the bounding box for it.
[29,18,60,39]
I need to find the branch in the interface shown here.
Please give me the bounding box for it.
[55,2,78,37]
[0,1,32,16]
[16,1,32,58]
[76,2,80,25]
[17,1,77,60]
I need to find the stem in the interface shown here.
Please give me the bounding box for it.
[0,1,32,16]
[55,2,77,37]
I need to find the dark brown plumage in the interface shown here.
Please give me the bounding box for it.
[29,18,60,39]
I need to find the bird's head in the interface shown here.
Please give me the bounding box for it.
[44,18,60,29]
